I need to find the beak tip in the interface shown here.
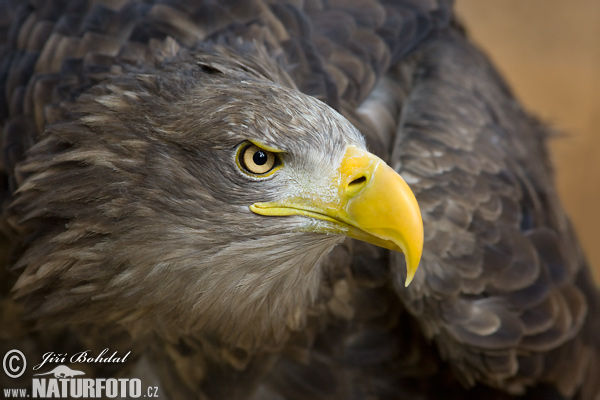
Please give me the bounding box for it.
[405,272,415,287]
[404,259,419,287]
[402,240,422,287]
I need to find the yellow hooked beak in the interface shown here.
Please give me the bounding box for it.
[250,146,423,286]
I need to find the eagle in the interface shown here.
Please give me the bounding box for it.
[0,0,598,399]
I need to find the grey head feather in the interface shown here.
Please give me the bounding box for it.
[9,44,364,349]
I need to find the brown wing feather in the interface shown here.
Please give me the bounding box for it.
[390,29,600,398]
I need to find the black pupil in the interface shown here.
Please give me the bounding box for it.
[253,150,268,165]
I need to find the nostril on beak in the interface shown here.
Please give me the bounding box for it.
[347,175,368,197]
[348,176,367,187]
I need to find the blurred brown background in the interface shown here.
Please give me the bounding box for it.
[455,0,600,283]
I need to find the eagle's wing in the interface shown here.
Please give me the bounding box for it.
[389,29,600,398]
[1,1,598,399]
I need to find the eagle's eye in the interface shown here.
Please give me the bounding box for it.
[237,143,281,176]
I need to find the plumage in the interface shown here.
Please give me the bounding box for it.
[0,1,598,399]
